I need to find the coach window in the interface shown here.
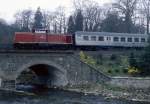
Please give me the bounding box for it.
[98,36,104,41]
[107,37,111,41]
[141,38,146,42]
[83,36,89,41]
[113,37,119,42]
[134,38,139,42]
[91,36,96,41]
[127,38,132,42]
[78,34,82,37]
[121,37,125,42]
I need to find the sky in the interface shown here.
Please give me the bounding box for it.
[0,0,112,23]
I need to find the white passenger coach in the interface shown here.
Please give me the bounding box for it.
[75,31,149,48]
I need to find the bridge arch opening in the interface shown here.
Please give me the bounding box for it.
[16,63,68,92]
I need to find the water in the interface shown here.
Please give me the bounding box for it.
[0,89,149,104]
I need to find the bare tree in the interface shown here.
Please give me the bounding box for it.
[83,4,103,31]
[113,0,138,33]
[141,0,150,34]
[53,6,67,33]
[14,12,24,29]
[73,0,104,31]
[14,9,33,31]
[43,11,53,31]
[38,7,67,34]
[73,0,89,10]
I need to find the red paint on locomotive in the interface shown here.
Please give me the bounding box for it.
[14,31,73,48]
[47,34,72,44]
[34,34,47,43]
[14,32,34,43]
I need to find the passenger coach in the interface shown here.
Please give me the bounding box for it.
[75,31,148,49]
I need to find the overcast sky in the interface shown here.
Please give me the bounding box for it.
[0,0,112,23]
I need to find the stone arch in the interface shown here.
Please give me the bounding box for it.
[16,60,68,87]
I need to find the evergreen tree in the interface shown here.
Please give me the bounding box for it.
[101,13,125,33]
[113,0,138,33]
[67,16,75,34]
[33,7,44,29]
[101,12,145,33]
[75,10,83,31]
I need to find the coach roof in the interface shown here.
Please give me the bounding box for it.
[76,31,148,37]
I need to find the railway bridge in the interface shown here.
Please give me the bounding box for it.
[0,50,110,90]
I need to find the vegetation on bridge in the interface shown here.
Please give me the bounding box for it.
[79,50,150,77]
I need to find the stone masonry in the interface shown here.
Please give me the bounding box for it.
[0,51,110,89]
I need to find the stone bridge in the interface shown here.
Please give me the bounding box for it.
[0,50,110,90]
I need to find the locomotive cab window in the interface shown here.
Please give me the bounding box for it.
[98,36,104,41]
[91,36,96,41]
[34,29,48,34]
[141,38,146,42]
[113,37,119,42]
[134,38,139,42]
[127,38,132,42]
[83,36,89,41]
[121,37,125,42]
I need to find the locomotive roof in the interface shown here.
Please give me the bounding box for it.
[76,31,148,36]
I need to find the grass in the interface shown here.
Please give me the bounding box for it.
[94,55,130,76]
[80,51,131,76]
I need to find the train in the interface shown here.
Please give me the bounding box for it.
[13,29,149,50]
[0,29,147,50]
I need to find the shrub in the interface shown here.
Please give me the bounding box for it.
[129,52,137,68]
[114,69,119,73]
[108,62,113,66]
[110,54,117,60]
[86,56,96,66]
[96,59,103,65]
[123,69,128,73]
[97,54,103,65]
[128,67,140,76]
[108,69,112,74]
[79,51,96,66]
[98,54,103,60]
[138,44,150,76]
[80,51,88,60]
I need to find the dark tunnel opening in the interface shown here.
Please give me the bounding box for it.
[16,64,60,93]
[29,64,52,92]
[30,64,49,76]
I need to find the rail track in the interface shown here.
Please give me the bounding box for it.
[0,49,74,54]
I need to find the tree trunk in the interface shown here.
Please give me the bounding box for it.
[147,16,149,34]
[125,13,132,33]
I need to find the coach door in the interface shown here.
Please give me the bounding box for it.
[106,36,112,46]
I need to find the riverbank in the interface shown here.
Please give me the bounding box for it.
[64,83,150,103]
[0,87,149,104]
[0,83,149,103]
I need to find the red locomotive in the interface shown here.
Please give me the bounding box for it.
[14,29,73,49]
